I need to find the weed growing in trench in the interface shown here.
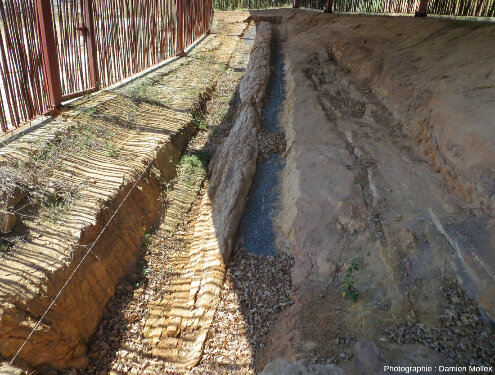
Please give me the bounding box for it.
[180,152,210,175]
[179,151,211,187]
[142,232,153,247]
[104,140,118,158]
[342,259,360,301]
[192,112,209,130]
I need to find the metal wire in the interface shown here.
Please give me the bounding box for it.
[8,159,156,366]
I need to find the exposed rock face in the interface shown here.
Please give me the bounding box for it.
[239,22,273,107]
[249,8,495,371]
[353,340,454,375]
[261,358,348,375]
[209,21,273,261]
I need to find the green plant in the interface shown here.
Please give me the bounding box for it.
[136,256,152,281]
[187,87,198,97]
[342,259,360,301]
[84,107,98,117]
[179,151,211,187]
[128,81,151,101]
[39,192,74,224]
[104,140,118,157]
[29,140,57,162]
[40,198,62,210]
[180,150,211,175]
[0,242,9,252]
[142,232,153,247]
[192,111,209,130]
[196,117,209,130]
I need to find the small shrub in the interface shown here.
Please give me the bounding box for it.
[180,151,210,175]
[104,140,118,157]
[192,112,209,130]
[342,259,359,301]
[0,242,9,252]
[142,232,153,247]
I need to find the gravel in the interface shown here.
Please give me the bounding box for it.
[384,279,495,367]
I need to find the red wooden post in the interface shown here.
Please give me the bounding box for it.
[293,0,300,8]
[35,0,62,112]
[324,0,334,13]
[415,0,428,16]
[177,0,184,55]
[83,0,99,90]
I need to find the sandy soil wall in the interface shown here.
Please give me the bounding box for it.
[0,105,194,370]
[0,31,229,368]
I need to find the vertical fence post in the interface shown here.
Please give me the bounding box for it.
[415,0,428,16]
[324,0,334,12]
[35,0,62,112]
[207,0,213,34]
[176,0,184,55]
[293,0,300,8]
[83,0,99,90]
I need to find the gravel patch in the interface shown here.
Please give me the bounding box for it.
[384,279,495,367]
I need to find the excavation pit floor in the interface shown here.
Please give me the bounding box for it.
[238,33,287,257]
[238,154,284,257]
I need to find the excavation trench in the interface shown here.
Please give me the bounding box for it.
[238,27,287,256]
[77,19,292,375]
[0,11,256,373]
[81,10,495,374]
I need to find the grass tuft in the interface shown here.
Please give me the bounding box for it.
[342,259,360,301]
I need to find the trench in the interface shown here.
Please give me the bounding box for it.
[52,19,292,375]
[238,29,286,257]
[80,12,495,375]
[4,9,495,375]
